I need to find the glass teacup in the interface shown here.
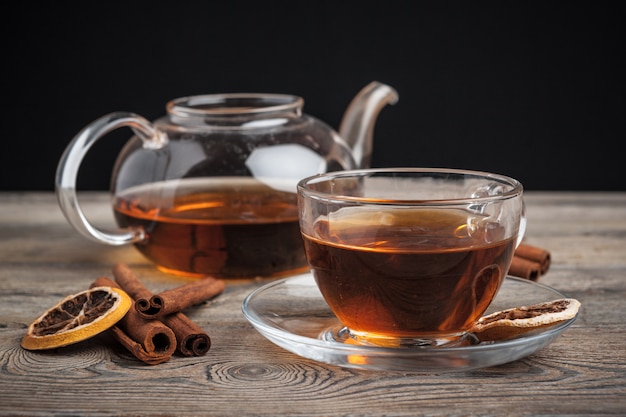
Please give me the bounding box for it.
[297,168,526,347]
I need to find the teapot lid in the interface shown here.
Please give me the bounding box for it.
[166,94,304,117]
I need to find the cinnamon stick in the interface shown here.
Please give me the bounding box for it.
[508,256,541,282]
[514,243,551,274]
[136,278,225,320]
[112,263,218,356]
[90,277,176,365]
[162,312,211,356]
[112,264,153,301]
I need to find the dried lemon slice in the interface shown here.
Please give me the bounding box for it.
[471,298,581,342]
[21,286,132,350]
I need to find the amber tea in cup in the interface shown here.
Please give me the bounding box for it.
[297,168,526,347]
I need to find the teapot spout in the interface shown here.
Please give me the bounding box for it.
[339,81,399,169]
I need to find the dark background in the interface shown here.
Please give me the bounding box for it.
[4,2,624,191]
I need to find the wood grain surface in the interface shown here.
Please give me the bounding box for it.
[1,192,625,416]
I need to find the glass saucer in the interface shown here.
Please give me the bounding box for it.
[242,273,579,373]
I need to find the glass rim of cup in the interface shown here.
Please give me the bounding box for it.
[297,167,524,205]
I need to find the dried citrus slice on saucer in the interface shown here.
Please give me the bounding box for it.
[21,286,132,350]
[471,298,581,342]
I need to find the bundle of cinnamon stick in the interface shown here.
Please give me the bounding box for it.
[90,263,225,365]
[509,243,551,281]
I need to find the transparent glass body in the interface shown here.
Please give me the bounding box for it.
[55,83,398,278]
[297,168,526,346]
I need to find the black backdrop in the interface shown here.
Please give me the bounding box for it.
[4,2,624,191]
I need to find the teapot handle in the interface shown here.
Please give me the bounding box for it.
[55,112,168,245]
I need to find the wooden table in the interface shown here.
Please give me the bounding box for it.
[1,191,625,416]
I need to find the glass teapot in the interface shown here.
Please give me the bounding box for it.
[56,81,398,278]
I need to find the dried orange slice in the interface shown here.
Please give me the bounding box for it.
[471,298,581,342]
[21,286,132,350]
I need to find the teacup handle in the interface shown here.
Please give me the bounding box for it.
[517,200,527,248]
[55,112,168,245]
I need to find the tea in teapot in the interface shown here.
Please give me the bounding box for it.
[56,82,398,278]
